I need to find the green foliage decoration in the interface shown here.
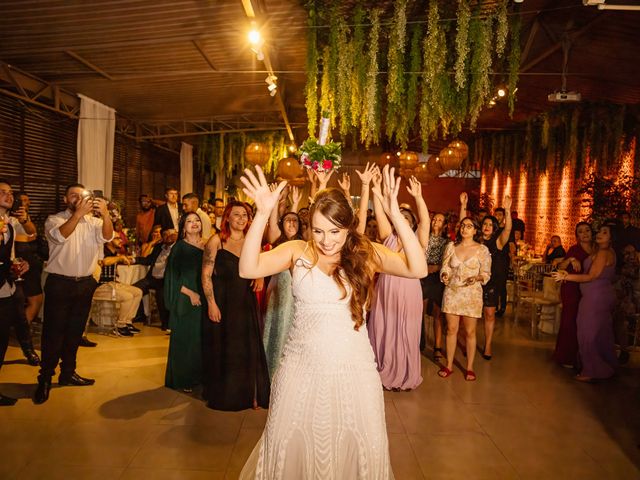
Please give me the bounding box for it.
[304,3,319,138]
[507,12,521,117]
[360,8,381,148]
[454,0,470,91]
[350,5,367,130]
[335,17,353,138]
[403,25,423,147]
[495,0,508,58]
[385,0,408,145]
[468,16,493,130]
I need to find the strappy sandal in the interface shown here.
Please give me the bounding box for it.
[465,370,477,382]
[438,366,453,378]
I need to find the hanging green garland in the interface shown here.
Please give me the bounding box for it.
[319,46,333,122]
[385,0,408,145]
[495,0,508,58]
[360,8,381,148]
[402,24,422,148]
[507,13,521,117]
[350,5,366,130]
[336,18,353,138]
[454,0,470,91]
[468,16,493,130]
[304,3,318,137]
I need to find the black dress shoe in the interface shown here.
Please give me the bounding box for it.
[117,327,133,336]
[79,336,98,347]
[0,393,17,406]
[33,378,52,404]
[58,372,95,386]
[126,324,141,333]
[24,349,41,366]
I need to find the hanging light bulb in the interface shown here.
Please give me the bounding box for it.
[248,29,261,45]
[497,88,506,97]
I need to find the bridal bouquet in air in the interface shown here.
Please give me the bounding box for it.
[298,111,341,173]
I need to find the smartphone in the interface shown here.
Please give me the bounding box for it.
[93,190,104,199]
[11,197,22,212]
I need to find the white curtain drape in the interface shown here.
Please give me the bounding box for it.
[77,94,116,199]
[180,142,194,196]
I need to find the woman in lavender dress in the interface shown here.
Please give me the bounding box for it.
[367,175,430,391]
[553,225,617,381]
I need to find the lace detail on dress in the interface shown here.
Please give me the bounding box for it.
[240,259,394,480]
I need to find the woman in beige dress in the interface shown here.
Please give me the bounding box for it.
[439,217,491,381]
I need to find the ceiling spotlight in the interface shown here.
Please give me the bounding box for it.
[269,88,277,97]
[267,83,277,92]
[251,47,264,61]
[265,74,278,85]
[288,144,296,153]
[497,88,506,97]
[248,29,261,45]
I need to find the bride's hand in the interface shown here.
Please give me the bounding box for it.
[241,166,287,215]
[371,165,401,220]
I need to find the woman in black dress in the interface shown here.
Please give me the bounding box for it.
[201,201,270,411]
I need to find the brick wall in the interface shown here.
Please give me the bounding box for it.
[480,145,636,254]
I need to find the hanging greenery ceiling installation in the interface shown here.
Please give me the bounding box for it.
[470,103,640,177]
[197,131,287,180]
[304,0,519,152]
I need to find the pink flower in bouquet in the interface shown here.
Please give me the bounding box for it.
[322,159,332,171]
[311,161,319,171]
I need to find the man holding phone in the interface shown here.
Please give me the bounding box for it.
[33,184,113,404]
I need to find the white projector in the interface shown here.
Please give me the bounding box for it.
[547,91,582,102]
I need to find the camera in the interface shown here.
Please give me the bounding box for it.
[11,196,22,213]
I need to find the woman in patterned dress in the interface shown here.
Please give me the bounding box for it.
[237,165,427,479]
[438,217,492,381]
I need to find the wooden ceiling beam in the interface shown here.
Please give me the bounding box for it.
[192,40,218,71]
[65,50,114,80]
[520,17,540,68]
[520,14,606,73]
[137,125,294,141]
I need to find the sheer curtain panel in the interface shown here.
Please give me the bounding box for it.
[77,94,116,199]
[180,142,194,196]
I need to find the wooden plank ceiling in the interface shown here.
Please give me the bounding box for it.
[0,0,639,153]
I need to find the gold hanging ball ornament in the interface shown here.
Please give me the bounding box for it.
[448,139,469,160]
[377,152,396,167]
[413,163,431,183]
[426,156,445,177]
[398,151,419,170]
[439,147,463,171]
[276,157,303,180]
[245,142,269,166]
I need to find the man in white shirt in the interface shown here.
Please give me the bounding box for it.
[33,184,114,405]
[0,179,32,406]
[182,193,212,241]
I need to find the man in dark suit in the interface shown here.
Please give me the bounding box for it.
[153,187,180,232]
[133,228,177,331]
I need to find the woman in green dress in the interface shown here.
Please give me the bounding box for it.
[164,211,205,392]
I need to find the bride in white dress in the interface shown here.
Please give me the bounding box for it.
[238,165,428,479]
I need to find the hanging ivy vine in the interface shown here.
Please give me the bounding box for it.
[304,2,318,137]
[303,0,523,152]
[385,0,408,145]
[454,0,470,91]
[360,8,381,148]
[471,102,640,177]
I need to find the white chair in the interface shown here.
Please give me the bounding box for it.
[513,263,561,339]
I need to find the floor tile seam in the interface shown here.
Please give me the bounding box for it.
[223,414,250,477]
[464,406,524,478]
[578,444,615,475]
[388,398,408,434]
[399,431,427,480]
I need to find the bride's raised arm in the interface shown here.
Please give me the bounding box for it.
[371,165,428,279]
[238,166,304,279]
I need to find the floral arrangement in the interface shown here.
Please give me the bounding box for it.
[299,113,342,172]
[298,138,342,172]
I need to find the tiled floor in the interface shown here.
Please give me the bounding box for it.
[1,318,639,479]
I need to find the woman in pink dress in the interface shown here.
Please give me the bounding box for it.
[366,174,430,391]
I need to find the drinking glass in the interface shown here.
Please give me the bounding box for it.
[11,257,25,281]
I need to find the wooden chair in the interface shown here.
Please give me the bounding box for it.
[513,262,561,338]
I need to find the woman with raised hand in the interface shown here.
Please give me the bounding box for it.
[367,173,430,391]
[439,216,492,381]
[238,164,427,480]
[479,194,513,360]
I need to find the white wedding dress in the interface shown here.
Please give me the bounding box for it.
[240,256,394,479]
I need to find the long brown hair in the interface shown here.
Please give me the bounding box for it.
[308,188,379,330]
